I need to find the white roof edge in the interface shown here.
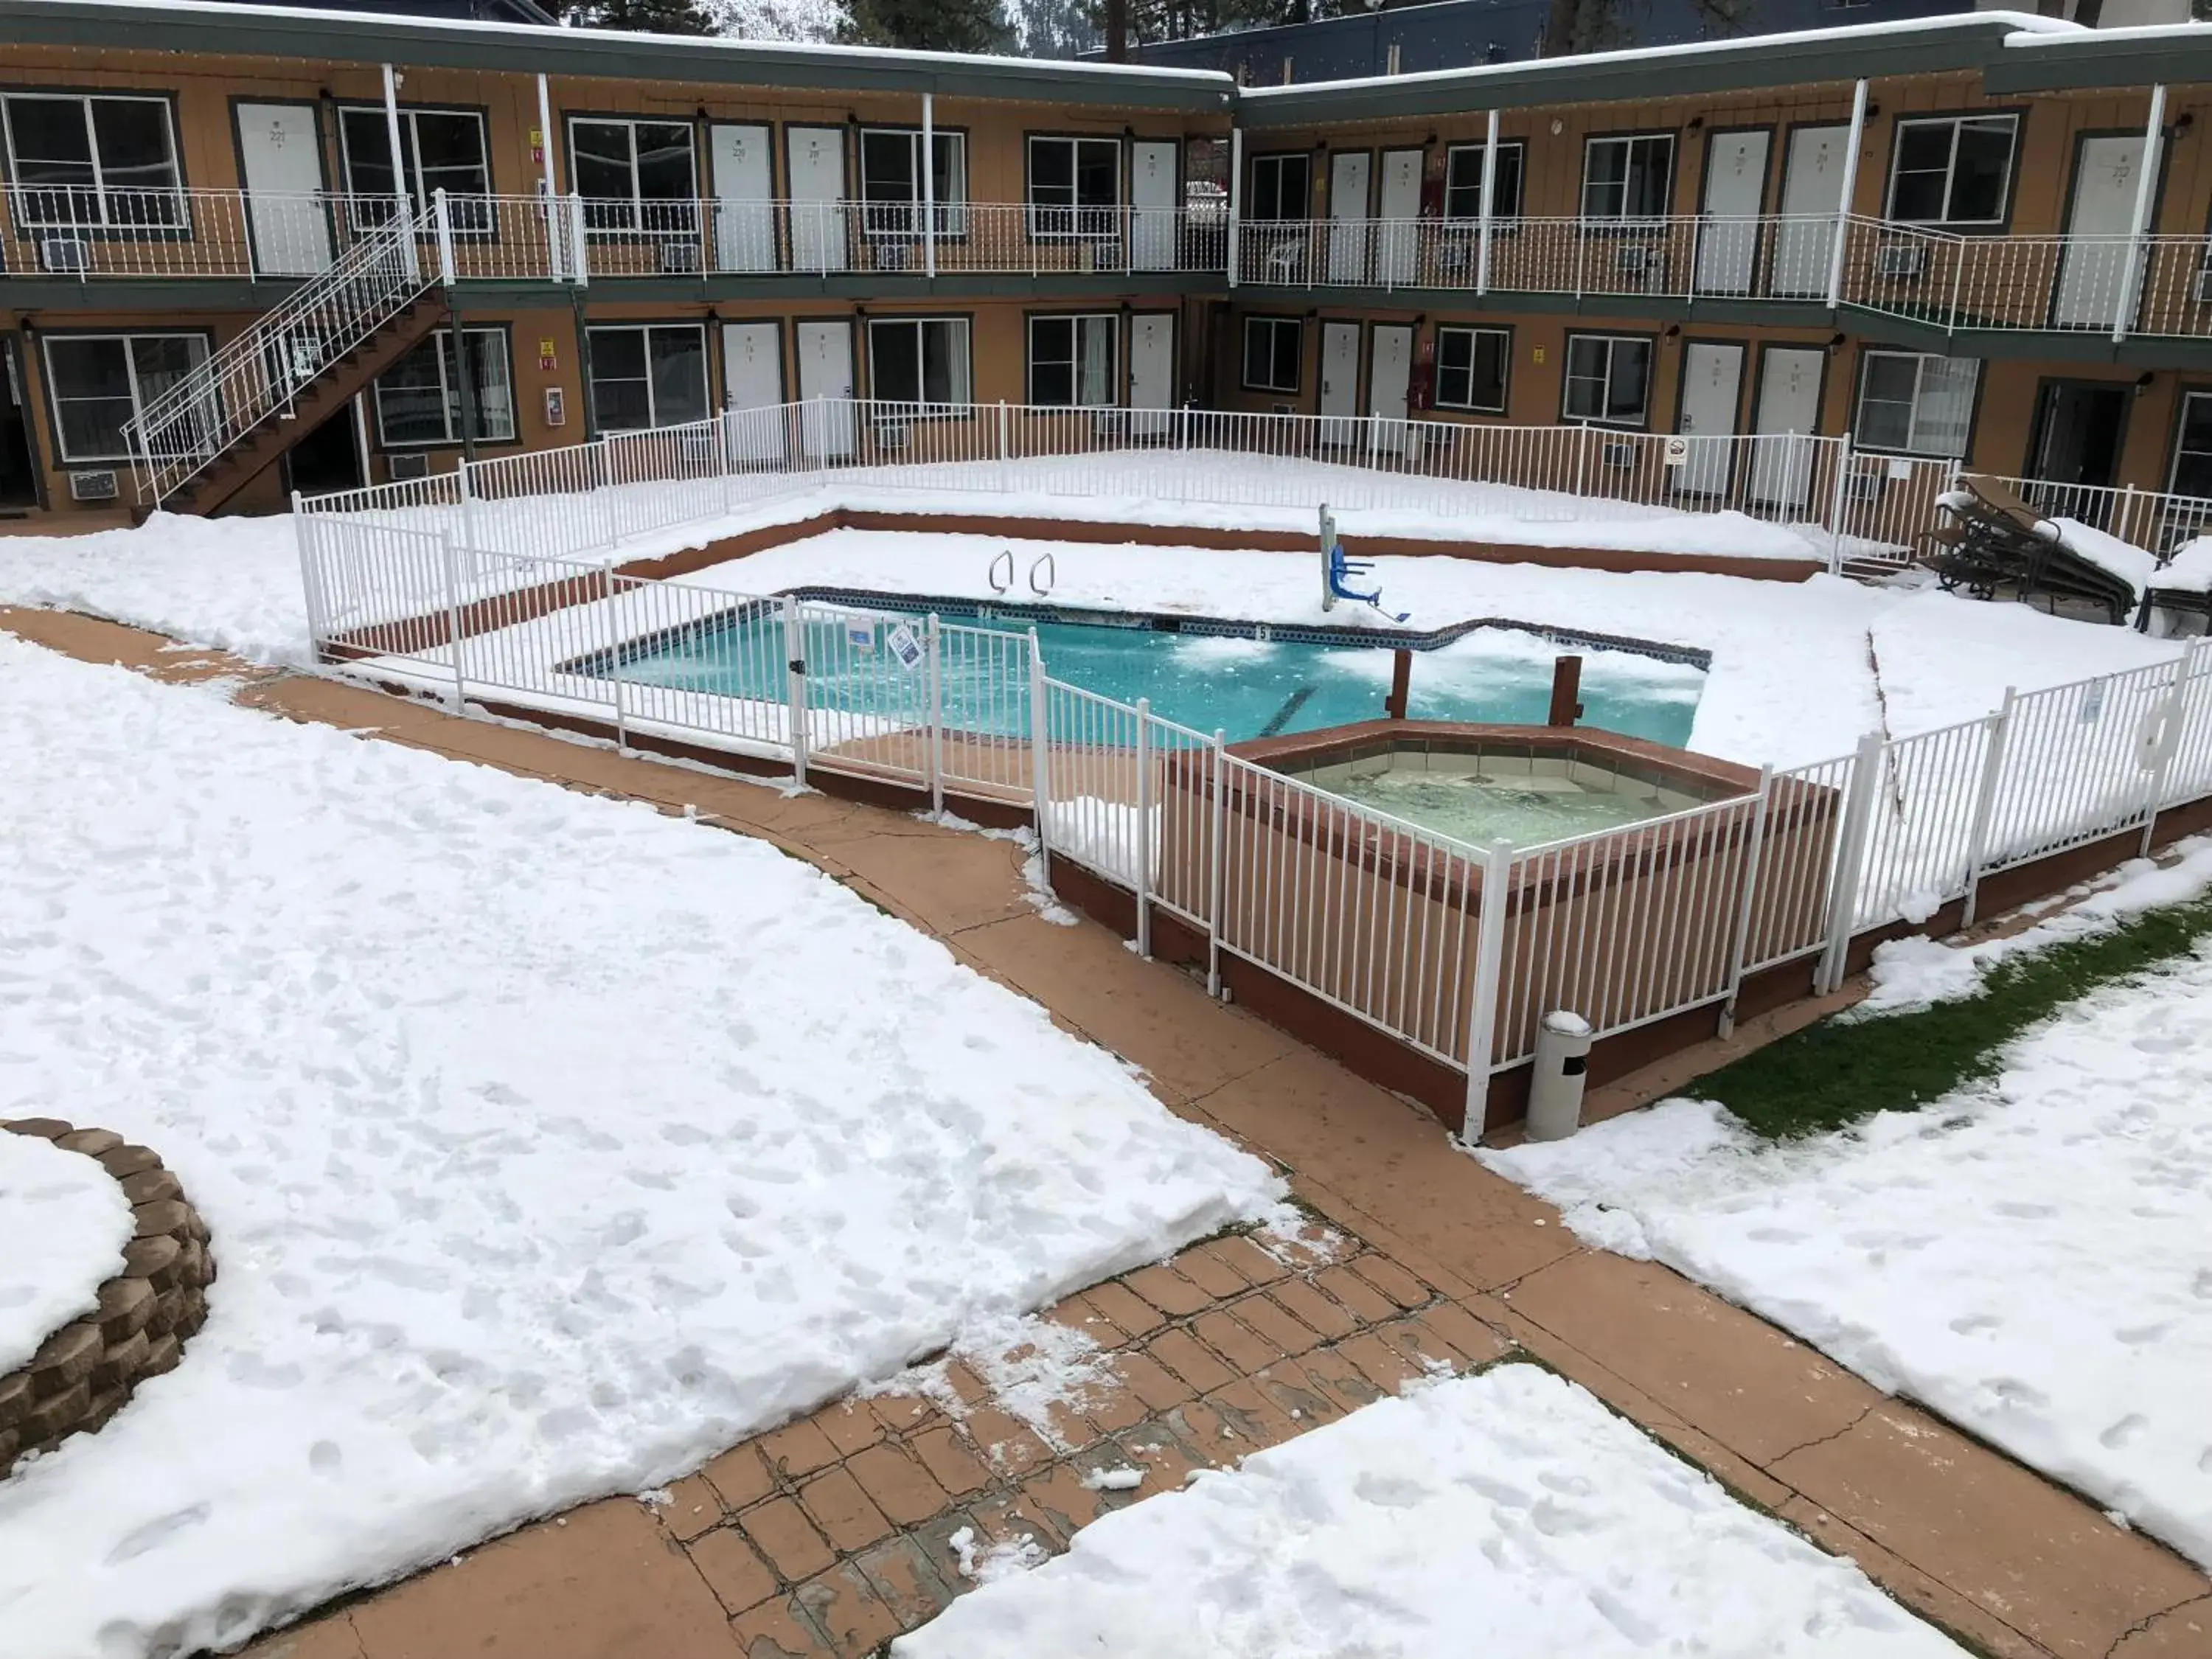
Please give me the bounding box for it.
[2000,18,2212,46]
[1239,11,2085,100]
[15,0,1240,86]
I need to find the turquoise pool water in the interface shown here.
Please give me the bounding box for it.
[604,603,1705,748]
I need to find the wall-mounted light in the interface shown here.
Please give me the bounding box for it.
[2174,112,2196,136]
[1687,116,1704,132]
[1550,118,1564,136]
[1829,333,1848,349]
[1663,322,1680,338]
[1865,101,1880,119]
[2138,370,2157,396]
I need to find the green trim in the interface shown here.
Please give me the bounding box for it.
[1983,33,2211,94]
[0,0,1234,111]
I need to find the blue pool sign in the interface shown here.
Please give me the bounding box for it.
[887,624,923,669]
[848,622,874,653]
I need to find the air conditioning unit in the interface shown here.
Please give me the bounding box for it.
[1874,241,1927,279]
[1601,440,1636,469]
[1614,243,1658,276]
[1273,403,1297,417]
[1438,240,1470,271]
[2194,265,2212,305]
[1845,469,1885,503]
[658,240,702,275]
[387,453,430,481]
[875,240,911,271]
[1080,239,1122,273]
[67,468,118,501]
[39,236,91,274]
[874,420,911,451]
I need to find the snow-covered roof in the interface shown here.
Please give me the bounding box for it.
[0,0,1239,108]
[1989,18,2212,93]
[1239,11,2089,125]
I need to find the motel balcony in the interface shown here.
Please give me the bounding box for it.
[0,186,1231,289]
[1231,214,2212,347]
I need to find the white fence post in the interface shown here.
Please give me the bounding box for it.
[1815,731,1885,995]
[1958,687,2017,930]
[1027,632,1051,883]
[1206,731,1228,998]
[438,524,467,712]
[1825,79,1868,310]
[1825,431,1854,574]
[568,193,589,285]
[602,563,629,751]
[1716,766,1775,1039]
[782,594,810,790]
[1460,838,1514,1140]
[456,452,479,554]
[1133,696,1154,959]
[1226,126,1242,289]
[594,437,619,552]
[2114,83,2166,346]
[925,612,945,818]
[2138,637,2199,854]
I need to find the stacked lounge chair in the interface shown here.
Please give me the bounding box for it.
[1917,474,2143,625]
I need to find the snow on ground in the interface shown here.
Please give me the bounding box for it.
[1481,871,2212,1568]
[0,512,308,666]
[0,633,1281,1658]
[894,1364,1965,1658]
[0,1131,133,1376]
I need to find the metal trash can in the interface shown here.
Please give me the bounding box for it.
[1526,1010,1593,1142]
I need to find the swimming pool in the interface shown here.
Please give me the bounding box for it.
[594,598,1705,748]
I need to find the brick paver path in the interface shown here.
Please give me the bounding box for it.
[6,608,2208,1659]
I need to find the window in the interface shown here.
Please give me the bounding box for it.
[1435,327,1509,414]
[41,333,206,462]
[1444,142,1524,222]
[868,318,972,407]
[338,107,491,230]
[1248,153,1311,222]
[1562,334,1652,425]
[1855,351,1979,457]
[1,94,181,229]
[1029,136,1120,238]
[1581,135,1675,222]
[1029,315,1117,408]
[374,328,515,448]
[2170,392,2212,498]
[858,128,967,238]
[1242,316,1301,394]
[1887,115,2018,227]
[586,324,707,431]
[570,118,697,234]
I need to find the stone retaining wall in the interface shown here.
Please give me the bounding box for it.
[0,1119,215,1476]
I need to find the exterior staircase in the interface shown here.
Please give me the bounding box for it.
[126,198,448,516]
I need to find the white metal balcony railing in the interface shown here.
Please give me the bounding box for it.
[1,187,1227,284]
[13,184,2212,342]
[1232,212,2212,341]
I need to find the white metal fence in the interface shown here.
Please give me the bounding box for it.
[299,446,2212,1120]
[296,394,2008,584]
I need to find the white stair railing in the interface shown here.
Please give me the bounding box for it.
[126,195,443,507]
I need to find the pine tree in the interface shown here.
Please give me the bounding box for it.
[848,0,1016,51]
[563,0,718,35]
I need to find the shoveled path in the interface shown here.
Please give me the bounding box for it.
[4,608,2206,1659]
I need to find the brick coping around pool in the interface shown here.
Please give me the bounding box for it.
[2,608,2204,1659]
[0,1119,216,1477]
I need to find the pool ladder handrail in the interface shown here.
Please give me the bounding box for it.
[987,548,1013,594]
[1029,552,1055,597]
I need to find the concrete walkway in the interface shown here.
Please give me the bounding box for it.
[5,607,2208,1659]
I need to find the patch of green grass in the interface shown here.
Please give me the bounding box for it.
[1691,890,2212,1140]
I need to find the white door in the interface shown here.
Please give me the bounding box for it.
[1328,151,1371,283]
[2056,136,2144,329]
[1773,125,1848,297]
[1377,149,1423,285]
[1674,341,1744,497]
[1128,313,1174,437]
[711,123,776,274]
[1132,140,1179,273]
[1320,320,1361,442]
[786,127,848,273]
[1366,324,1413,456]
[721,321,786,462]
[1695,131,1768,296]
[235,102,332,276]
[1747,346,1824,509]
[795,319,855,459]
